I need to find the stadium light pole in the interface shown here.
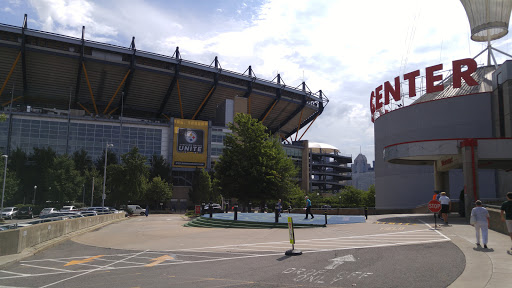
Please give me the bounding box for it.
[102,143,114,211]
[1,155,8,220]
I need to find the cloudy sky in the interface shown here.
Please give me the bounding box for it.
[1,0,512,164]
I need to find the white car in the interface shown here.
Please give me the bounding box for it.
[1,207,18,220]
[39,208,58,218]
[60,206,78,212]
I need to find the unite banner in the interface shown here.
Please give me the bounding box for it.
[172,119,208,168]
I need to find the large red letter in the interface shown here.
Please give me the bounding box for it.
[403,70,420,97]
[452,58,478,88]
[426,64,444,93]
[370,91,376,122]
[384,76,401,105]
[375,85,383,110]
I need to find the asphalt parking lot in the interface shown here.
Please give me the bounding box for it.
[0,213,477,288]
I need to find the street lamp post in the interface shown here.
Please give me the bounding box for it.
[33,185,37,205]
[1,155,8,220]
[82,184,85,205]
[102,143,114,210]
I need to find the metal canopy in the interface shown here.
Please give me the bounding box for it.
[461,0,512,42]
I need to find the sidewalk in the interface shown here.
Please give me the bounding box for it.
[375,213,512,288]
[440,215,512,288]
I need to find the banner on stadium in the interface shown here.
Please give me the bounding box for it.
[172,119,208,168]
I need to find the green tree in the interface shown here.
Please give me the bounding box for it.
[72,148,93,174]
[7,148,28,204]
[190,168,212,204]
[95,149,118,172]
[109,147,149,203]
[149,154,171,183]
[0,156,20,205]
[340,186,363,207]
[214,113,300,205]
[83,168,102,207]
[145,176,172,207]
[0,113,6,122]
[48,155,84,205]
[30,147,57,205]
[362,185,376,207]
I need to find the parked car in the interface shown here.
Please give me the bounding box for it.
[1,207,18,220]
[60,206,78,212]
[127,205,146,216]
[39,208,58,218]
[53,212,83,219]
[86,207,111,214]
[203,203,223,213]
[17,206,34,219]
[78,210,97,217]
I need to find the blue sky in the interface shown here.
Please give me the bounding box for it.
[1,0,512,164]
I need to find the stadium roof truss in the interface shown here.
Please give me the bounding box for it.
[0,15,328,140]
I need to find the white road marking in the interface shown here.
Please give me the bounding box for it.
[0,228,451,282]
[325,255,356,269]
[39,249,149,288]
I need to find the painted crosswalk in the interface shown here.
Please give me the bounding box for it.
[0,227,450,285]
[176,228,450,254]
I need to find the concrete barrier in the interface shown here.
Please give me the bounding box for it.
[0,213,125,256]
[488,208,508,235]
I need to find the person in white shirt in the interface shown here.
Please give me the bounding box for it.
[471,200,490,248]
[439,192,451,225]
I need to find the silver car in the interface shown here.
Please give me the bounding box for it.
[39,207,58,218]
[1,207,18,220]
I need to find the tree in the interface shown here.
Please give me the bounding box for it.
[149,154,171,183]
[8,148,28,204]
[30,147,57,205]
[109,147,149,204]
[362,185,376,207]
[83,168,102,207]
[0,156,20,205]
[145,176,172,208]
[48,155,84,205]
[340,186,363,207]
[95,149,118,172]
[214,113,300,205]
[72,148,93,174]
[190,168,212,204]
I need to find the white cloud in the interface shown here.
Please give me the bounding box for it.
[16,0,512,164]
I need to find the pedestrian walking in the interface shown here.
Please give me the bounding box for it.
[145,205,149,217]
[277,199,282,217]
[500,192,512,251]
[304,196,314,219]
[470,200,489,248]
[439,192,451,225]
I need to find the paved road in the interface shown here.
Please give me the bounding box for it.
[0,214,465,287]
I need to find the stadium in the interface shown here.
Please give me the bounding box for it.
[0,15,351,209]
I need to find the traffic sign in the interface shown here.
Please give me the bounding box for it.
[428,200,442,213]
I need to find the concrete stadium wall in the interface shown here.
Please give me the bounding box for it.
[0,213,125,257]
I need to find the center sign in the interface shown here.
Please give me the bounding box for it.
[370,58,479,122]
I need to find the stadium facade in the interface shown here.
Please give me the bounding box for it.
[0,16,351,209]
